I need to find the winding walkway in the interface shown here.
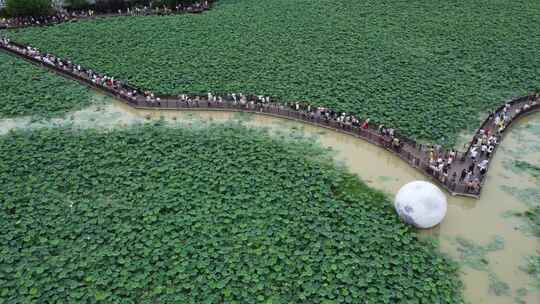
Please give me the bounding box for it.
[1,39,538,199]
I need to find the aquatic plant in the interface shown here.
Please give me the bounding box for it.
[5,0,540,145]
[498,153,540,302]
[0,123,464,303]
[377,176,399,183]
[488,272,510,297]
[520,256,540,290]
[520,207,539,238]
[514,287,529,304]
[502,207,540,238]
[448,235,512,298]
[453,236,504,271]
[505,160,540,180]
[0,52,93,118]
[501,158,540,237]
[501,186,540,209]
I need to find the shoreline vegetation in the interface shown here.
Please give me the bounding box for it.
[0,123,464,303]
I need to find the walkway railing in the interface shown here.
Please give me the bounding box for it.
[1,39,538,199]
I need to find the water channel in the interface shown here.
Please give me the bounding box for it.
[1,97,538,303]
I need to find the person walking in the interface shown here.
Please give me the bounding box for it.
[460,168,467,182]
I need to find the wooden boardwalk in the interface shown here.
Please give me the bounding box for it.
[1,40,538,199]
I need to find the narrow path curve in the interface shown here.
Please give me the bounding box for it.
[1,40,538,199]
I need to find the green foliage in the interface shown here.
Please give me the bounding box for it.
[501,186,540,209]
[448,235,511,298]
[64,0,91,10]
[501,159,540,237]
[5,0,52,16]
[152,0,191,8]
[521,256,540,290]
[94,0,128,11]
[507,207,540,238]
[511,160,540,179]
[502,207,540,238]
[453,236,504,271]
[4,0,540,145]
[514,287,528,304]
[0,123,464,303]
[488,272,510,297]
[0,52,93,118]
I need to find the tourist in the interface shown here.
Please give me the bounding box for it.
[447,149,455,166]
[468,161,476,174]
[480,143,487,156]
[494,113,501,126]
[465,180,473,192]
[486,145,494,158]
[478,159,489,175]
[503,112,510,124]
[470,146,478,161]
[378,124,385,134]
[472,178,481,192]
[504,103,511,113]
[436,162,444,177]
[441,166,449,183]
[498,123,505,134]
[361,118,369,129]
[464,170,472,184]
[487,110,494,121]
[479,128,485,136]
[392,137,401,151]
[428,150,435,164]
[460,168,467,182]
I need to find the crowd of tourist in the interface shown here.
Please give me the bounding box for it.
[0,37,148,103]
[173,93,386,146]
[0,1,211,29]
[452,93,540,193]
[2,36,388,135]
[1,34,538,196]
[0,12,80,29]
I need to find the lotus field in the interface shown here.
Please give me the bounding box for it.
[3,0,540,145]
[0,52,92,118]
[2,0,540,302]
[0,124,464,303]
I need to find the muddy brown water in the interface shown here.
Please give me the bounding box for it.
[1,99,538,303]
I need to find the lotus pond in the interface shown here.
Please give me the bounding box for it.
[0,123,464,303]
[0,100,539,303]
[0,52,93,118]
[3,0,539,145]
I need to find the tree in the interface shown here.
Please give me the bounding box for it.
[151,0,200,9]
[6,0,52,16]
[64,0,91,10]
[95,0,127,12]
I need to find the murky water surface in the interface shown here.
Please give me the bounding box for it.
[1,100,538,303]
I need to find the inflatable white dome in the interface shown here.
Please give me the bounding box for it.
[394,181,447,229]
